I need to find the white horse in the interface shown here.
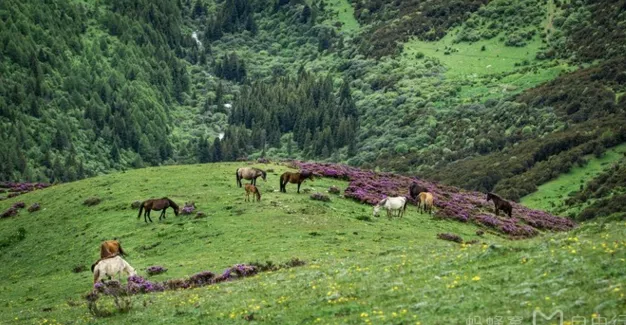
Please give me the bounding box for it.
[373,196,408,219]
[93,255,137,283]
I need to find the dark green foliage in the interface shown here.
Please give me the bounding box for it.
[0,0,190,182]
[454,0,544,45]
[566,160,626,221]
[351,0,488,57]
[223,71,358,160]
[214,52,247,83]
[428,59,626,200]
[559,0,626,62]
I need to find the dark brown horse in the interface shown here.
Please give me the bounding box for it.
[486,192,513,217]
[409,182,428,202]
[279,171,314,193]
[236,167,267,187]
[137,197,179,223]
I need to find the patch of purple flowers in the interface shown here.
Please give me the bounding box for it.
[180,202,195,215]
[92,264,261,296]
[292,161,575,238]
[0,182,50,198]
[146,265,167,276]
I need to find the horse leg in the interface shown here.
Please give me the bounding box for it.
[297,182,301,194]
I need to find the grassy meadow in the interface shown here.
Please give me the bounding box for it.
[0,163,625,324]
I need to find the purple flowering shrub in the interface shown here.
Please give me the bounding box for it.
[146,265,167,276]
[0,182,50,198]
[1,207,18,219]
[27,203,40,213]
[437,233,464,243]
[293,161,575,238]
[180,202,196,215]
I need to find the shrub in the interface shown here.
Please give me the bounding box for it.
[1,207,18,219]
[310,192,330,202]
[27,203,41,213]
[146,266,168,276]
[328,186,340,194]
[83,197,102,206]
[181,202,196,215]
[437,233,463,243]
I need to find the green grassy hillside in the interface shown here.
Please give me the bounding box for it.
[1,163,624,324]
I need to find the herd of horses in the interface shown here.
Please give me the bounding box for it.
[91,167,514,284]
[133,166,514,223]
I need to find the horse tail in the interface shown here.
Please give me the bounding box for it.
[137,202,144,219]
[403,198,408,213]
[91,261,98,273]
[93,268,100,283]
[236,168,241,187]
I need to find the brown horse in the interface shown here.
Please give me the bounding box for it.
[137,197,179,223]
[279,170,314,193]
[486,192,512,217]
[236,167,267,187]
[245,184,261,202]
[91,240,127,272]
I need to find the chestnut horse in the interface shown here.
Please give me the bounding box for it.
[91,240,127,272]
[417,192,434,214]
[137,197,179,223]
[236,167,267,187]
[486,192,512,217]
[279,171,314,193]
[244,184,261,202]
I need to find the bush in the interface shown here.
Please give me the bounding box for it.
[437,233,463,243]
[83,197,102,206]
[328,186,340,194]
[146,266,168,276]
[310,192,330,202]
[28,203,41,213]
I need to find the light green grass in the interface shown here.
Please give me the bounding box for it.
[322,0,359,33]
[403,30,544,78]
[1,163,625,324]
[521,143,626,215]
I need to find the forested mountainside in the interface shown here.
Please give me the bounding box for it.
[1,0,625,219]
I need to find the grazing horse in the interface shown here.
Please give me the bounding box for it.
[417,192,434,214]
[486,192,513,217]
[91,240,127,272]
[279,170,314,193]
[373,196,408,219]
[137,197,179,223]
[92,256,137,283]
[236,167,267,187]
[245,184,261,202]
[409,182,428,202]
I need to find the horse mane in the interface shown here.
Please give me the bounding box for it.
[488,192,503,201]
[166,198,179,209]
